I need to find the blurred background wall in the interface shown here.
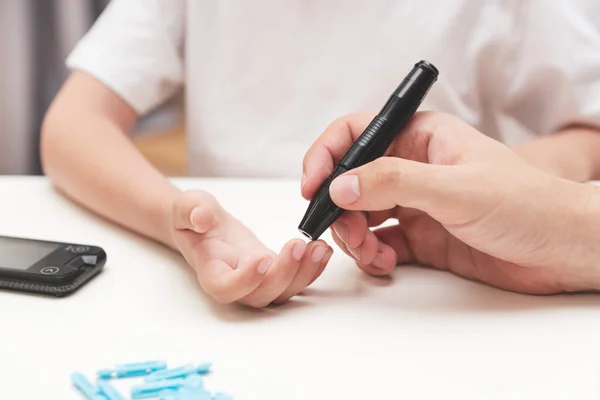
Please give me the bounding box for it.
[0,0,184,176]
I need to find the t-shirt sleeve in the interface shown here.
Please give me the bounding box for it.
[66,0,185,115]
[502,0,600,135]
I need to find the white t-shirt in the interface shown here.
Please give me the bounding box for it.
[66,0,600,178]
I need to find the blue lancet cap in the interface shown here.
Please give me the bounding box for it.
[71,372,106,400]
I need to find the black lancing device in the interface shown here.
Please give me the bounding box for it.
[298,60,439,240]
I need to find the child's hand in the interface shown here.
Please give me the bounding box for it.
[169,190,332,307]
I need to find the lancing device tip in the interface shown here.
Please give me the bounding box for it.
[71,372,106,400]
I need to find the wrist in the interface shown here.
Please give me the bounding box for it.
[156,183,182,250]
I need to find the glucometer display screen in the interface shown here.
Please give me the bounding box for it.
[0,237,59,270]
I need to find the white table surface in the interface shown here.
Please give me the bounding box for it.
[0,176,599,400]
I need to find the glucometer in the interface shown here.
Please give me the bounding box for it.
[0,235,106,297]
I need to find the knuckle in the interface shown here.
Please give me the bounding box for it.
[323,113,360,137]
[409,111,438,134]
[415,110,451,124]
[411,110,462,134]
[304,116,351,163]
[328,114,353,130]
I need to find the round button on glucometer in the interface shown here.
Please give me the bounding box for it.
[41,267,60,275]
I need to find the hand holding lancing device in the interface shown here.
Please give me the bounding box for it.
[302,111,600,294]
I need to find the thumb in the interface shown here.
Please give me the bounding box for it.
[329,157,452,212]
[173,190,218,233]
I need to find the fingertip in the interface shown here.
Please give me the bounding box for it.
[346,243,361,262]
[190,207,200,230]
[307,247,333,287]
[301,172,309,198]
[370,244,397,273]
[190,206,216,233]
[330,228,351,258]
[312,238,327,246]
[355,230,379,265]
[332,221,349,245]
[323,247,334,264]
[305,239,326,252]
[346,216,369,249]
[361,264,392,277]
[301,173,321,200]
[310,243,329,263]
[334,212,368,249]
[281,239,307,263]
[292,241,307,262]
[288,238,307,248]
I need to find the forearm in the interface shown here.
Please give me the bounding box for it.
[556,182,600,292]
[41,113,180,249]
[513,127,600,182]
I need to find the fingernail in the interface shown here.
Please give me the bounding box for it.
[257,258,273,274]
[190,207,201,230]
[311,246,327,263]
[323,248,334,263]
[372,251,385,269]
[332,222,349,244]
[331,175,360,204]
[292,242,307,261]
[301,173,307,188]
[347,245,360,261]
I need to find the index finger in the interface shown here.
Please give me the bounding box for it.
[301,111,376,200]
